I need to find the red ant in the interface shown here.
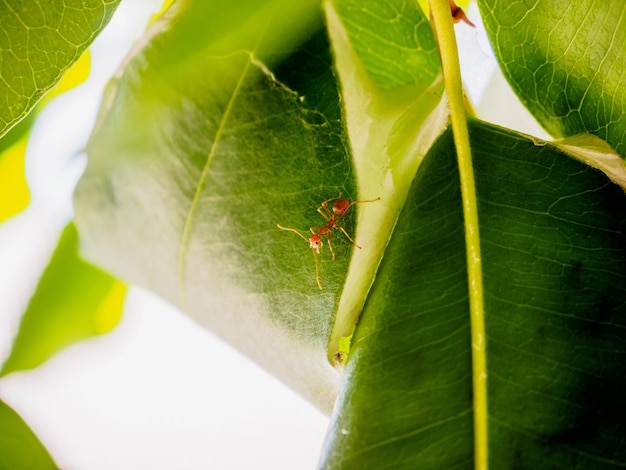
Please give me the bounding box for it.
[277,193,380,289]
[449,0,475,27]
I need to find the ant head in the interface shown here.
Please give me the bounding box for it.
[309,235,322,253]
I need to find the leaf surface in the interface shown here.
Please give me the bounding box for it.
[320,119,626,468]
[324,0,445,361]
[0,400,57,470]
[0,136,29,222]
[1,223,125,377]
[0,49,91,222]
[0,0,118,138]
[74,0,444,410]
[331,0,439,88]
[75,0,351,411]
[477,0,626,157]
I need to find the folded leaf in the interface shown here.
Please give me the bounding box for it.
[325,0,445,362]
[477,0,626,158]
[75,0,351,411]
[0,1,119,139]
[0,400,57,470]
[331,0,439,89]
[74,0,445,411]
[0,223,125,377]
[321,119,626,468]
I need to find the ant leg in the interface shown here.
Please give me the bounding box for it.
[337,225,362,249]
[349,196,381,206]
[320,192,343,207]
[326,231,336,260]
[317,192,343,221]
[317,206,332,221]
[337,196,381,219]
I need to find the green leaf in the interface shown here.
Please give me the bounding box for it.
[0,47,92,222]
[0,223,125,377]
[0,399,57,470]
[0,0,120,139]
[324,0,445,361]
[0,135,29,222]
[477,0,626,157]
[75,0,352,411]
[321,119,626,468]
[330,0,440,88]
[74,0,445,410]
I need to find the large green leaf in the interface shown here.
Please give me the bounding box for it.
[320,119,626,468]
[75,0,351,411]
[0,0,120,139]
[477,0,626,157]
[73,0,442,411]
[0,223,125,377]
[0,399,57,470]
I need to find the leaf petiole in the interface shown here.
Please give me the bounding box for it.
[428,0,488,468]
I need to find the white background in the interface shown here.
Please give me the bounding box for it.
[0,2,545,469]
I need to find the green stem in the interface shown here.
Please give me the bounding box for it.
[428,1,488,469]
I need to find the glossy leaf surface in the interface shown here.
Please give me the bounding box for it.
[0,0,119,139]
[1,223,125,377]
[321,120,626,468]
[477,0,626,157]
[0,399,57,470]
[331,0,439,88]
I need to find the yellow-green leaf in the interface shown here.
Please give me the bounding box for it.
[0,0,120,138]
[0,400,57,470]
[0,223,126,377]
[0,136,29,222]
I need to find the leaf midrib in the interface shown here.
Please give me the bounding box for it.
[177,54,254,308]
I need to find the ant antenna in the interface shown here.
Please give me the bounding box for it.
[277,224,322,289]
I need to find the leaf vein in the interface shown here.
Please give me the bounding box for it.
[177,54,254,306]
